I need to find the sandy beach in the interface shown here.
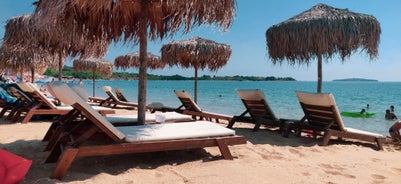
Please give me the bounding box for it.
[1,107,401,184]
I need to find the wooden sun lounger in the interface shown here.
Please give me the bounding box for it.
[46,81,247,180]
[174,90,232,123]
[287,91,386,150]
[227,89,298,132]
[0,86,34,121]
[16,83,114,124]
[99,86,139,109]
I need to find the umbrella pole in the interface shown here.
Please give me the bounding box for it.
[137,1,149,125]
[194,68,198,103]
[58,51,63,81]
[317,54,322,93]
[31,68,35,83]
[20,69,23,82]
[92,69,95,97]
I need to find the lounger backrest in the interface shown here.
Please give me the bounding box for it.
[45,82,57,97]
[296,91,345,131]
[7,86,32,103]
[103,86,120,101]
[18,83,57,109]
[114,88,128,102]
[51,81,125,141]
[174,90,202,112]
[68,83,89,101]
[236,89,278,121]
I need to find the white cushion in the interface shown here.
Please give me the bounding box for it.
[118,121,235,142]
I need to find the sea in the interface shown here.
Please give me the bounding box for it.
[67,79,401,136]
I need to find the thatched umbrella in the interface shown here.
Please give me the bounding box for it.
[266,3,380,93]
[115,52,164,71]
[1,14,57,82]
[161,36,231,103]
[73,58,113,97]
[0,46,51,82]
[34,0,236,124]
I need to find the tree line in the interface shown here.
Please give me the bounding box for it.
[44,66,296,81]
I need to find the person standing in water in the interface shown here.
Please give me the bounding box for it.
[389,121,401,141]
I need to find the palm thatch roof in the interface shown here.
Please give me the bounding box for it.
[2,14,36,49]
[266,3,380,64]
[34,0,236,44]
[161,37,232,71]
[73,58,113,77]
[1,14,59,81]
[115,52,164,70]
[0,46,51,75]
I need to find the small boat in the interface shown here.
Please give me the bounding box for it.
[340,111,376,118]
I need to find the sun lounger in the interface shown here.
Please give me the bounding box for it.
[45,81,247,180]
[174,90,232,123]
[99,86,139,109]
[0,85,33,121]
[288,91,386,150]
[15,82,114,124]
[228,89,298,132]
[106,111,194,125]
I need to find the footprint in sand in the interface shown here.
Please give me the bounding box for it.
[288,148,305,157]
[391,167,401,174]
[371,174,386,180]
[319,164,355,178]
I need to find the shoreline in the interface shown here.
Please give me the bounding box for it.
[2,108,401,183]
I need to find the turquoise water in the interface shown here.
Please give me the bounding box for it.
[80,80,401,136]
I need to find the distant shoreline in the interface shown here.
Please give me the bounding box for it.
[332,78,378,82]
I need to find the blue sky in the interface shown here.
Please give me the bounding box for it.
[1,0,401,81]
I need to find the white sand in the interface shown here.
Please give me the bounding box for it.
[1,108,401,184]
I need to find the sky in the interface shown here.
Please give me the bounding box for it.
[1,0,401,81]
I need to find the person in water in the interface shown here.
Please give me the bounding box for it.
[390,105,395,112]
[360,108,366,114]
[389,121,401,141]
[385,109,397,120]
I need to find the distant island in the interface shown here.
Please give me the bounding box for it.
[332,78,378,82]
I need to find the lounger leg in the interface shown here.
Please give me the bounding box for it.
[43,122,59,141]
[321,130,332,146]
[227,117,236,128]
[50,148,79,180]
[21,111,34,124]
[0,106,10,118]
[44,127,64,151]
[11,110,24,122]
[375,138,385,151]
[216,138,233,160]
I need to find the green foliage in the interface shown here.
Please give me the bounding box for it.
[43,67,296,81]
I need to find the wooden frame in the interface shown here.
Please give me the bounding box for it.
[16,83,114,124]
[174,90,232,122]
[99,86,139,108]
[227,89,298,132]
[288,91,386,150]
[46,103,246,180]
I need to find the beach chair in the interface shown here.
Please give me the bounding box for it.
[288,91,386,150]
[0,85,33,121]
[15,82,115,124]
[174,90,232,123]
[114,88,128,102]
[45,81,247,180]
[99,86,139,109]
[227,89,298,132]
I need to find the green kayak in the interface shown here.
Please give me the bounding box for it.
[340,111,376,118]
